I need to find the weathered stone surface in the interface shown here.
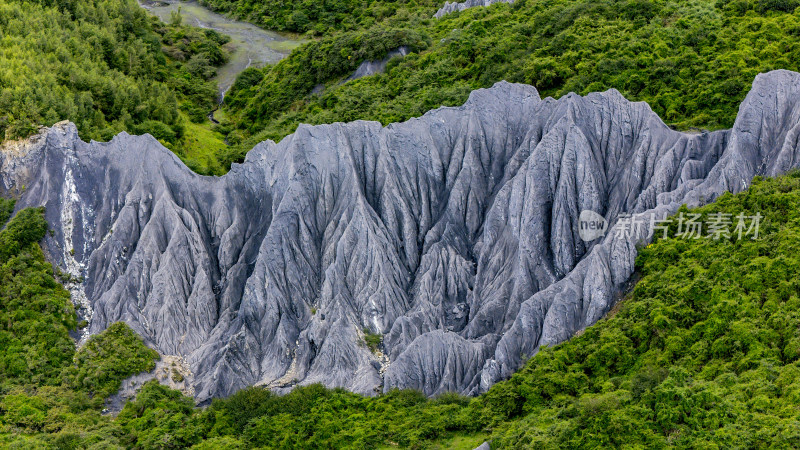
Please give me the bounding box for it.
[2,71,800,402]
[434,0,513,18]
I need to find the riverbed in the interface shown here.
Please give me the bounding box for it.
[139,0,305,101]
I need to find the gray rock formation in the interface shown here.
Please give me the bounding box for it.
[345,46,409,83]
[2,70,800,403]
[434,0,513,18]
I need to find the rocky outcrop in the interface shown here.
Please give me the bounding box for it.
[2,71,800,403]
[434,0,513,18]
[106,355,194,413]
[345,46,409,83]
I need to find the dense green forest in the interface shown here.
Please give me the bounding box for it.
[0,0,230,174]
[3,173,800,448]
[6,0,800,173]
[211,0,800,162]
[198,0,440,34]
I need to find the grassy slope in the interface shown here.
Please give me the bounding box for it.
[175,112,230,176]
[216,0,800,156]
[0,0,230,175]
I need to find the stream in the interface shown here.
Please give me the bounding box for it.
[139,0,305,103]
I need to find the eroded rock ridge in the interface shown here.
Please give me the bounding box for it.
[2,71,800,402]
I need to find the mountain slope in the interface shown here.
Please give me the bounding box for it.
[199,171,800,448]
[4,172,800,450]
[0,0,231,174]
[2,70,800,403]
[217,0,800,150]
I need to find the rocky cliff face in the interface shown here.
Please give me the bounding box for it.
[2,71,800,403]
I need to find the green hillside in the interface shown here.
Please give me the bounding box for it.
[3,172,800,448]
[198,0,440,34]
[5,0,800,174]
[0,0,230,174]
[214,0,800,164]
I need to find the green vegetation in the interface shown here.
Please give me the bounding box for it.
[363,328,383,353]
[157,24,231,126]
[117,381,200,449]
[0,199,14,226]
[198,0,439,34]
[0,206,159,446]
[67,323,159,406]
[215,0,800,153]
[218,28,429,163]
[173,112,232,175]
[0,0,229,174]
[7,0,800,175]
[0,208,71,388]
[6,172,800,448]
